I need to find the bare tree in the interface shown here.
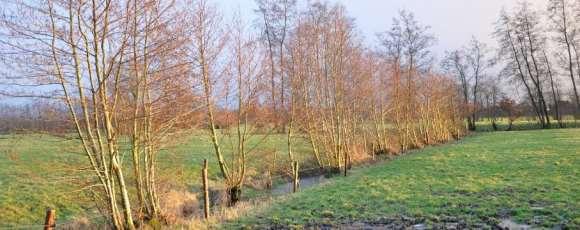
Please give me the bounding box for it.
[0,0,136,227]
[189,0,231,197]
[221,11,268,204]
[540,49,564,127]
[479,80,503,131]
[255,0,296,120]
[190,0,269,205]
[548,0,580,116]
[1,0,193,227]
[442,50,473,130]
[495,3,551,128]
[379,9,437,149]
[125,0,192,221]
[442,38,491,131]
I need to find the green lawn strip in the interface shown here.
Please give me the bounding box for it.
[229,129,580,229]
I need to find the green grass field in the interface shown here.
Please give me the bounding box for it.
[228,129,580,229]
[475,119,580,132]
[1,124,579,228]
[0,132,313,227]
[0,134,92,227]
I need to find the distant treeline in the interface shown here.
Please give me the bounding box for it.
[0,102,71,134]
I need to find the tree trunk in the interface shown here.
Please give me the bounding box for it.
[227,186,242,207]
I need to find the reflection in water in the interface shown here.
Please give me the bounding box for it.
[271,175,328,195]
[498,219,531,230]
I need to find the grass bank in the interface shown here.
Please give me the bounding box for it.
[228,129,580,229]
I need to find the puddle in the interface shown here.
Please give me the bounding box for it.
[412,223,427,230]
[498,218,532,230]
[271,175,328,195]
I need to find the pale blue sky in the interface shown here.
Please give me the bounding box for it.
[0,0,551,104]
[214,0,547,59]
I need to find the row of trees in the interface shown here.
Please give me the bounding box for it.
[0,0,195,227]
[442,0,580,131]
[0,0,465,228]
[194,0,466,208]
[0,102,70,134]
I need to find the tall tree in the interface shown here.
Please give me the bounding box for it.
[255,0,296,119]
[442,38,491,131]
[542,49,564,127]
[190,0,268,205]
[190,0,232,200]
[0,0,192,227]
[479,80,503,131]
[548,0,580,116]
[379,10,436,149]
[495,3,551,128]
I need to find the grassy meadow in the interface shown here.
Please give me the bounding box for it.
[0,131,313,227]
[228,129,580,229]
[475,118,580,132]
[1,121,579,228]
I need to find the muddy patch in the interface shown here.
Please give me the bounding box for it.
[303,215,471,230]
[497,218,532,230]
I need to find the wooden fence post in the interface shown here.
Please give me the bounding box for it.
[266,169,272,189]
[202,159,210,220]
[292,161,299,193]
[44,208,55,230]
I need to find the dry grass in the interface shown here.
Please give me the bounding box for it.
[186,197,276,229]
[160,190,200,225]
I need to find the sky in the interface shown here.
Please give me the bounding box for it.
[0,0,552,104]
[214,0,548,60]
